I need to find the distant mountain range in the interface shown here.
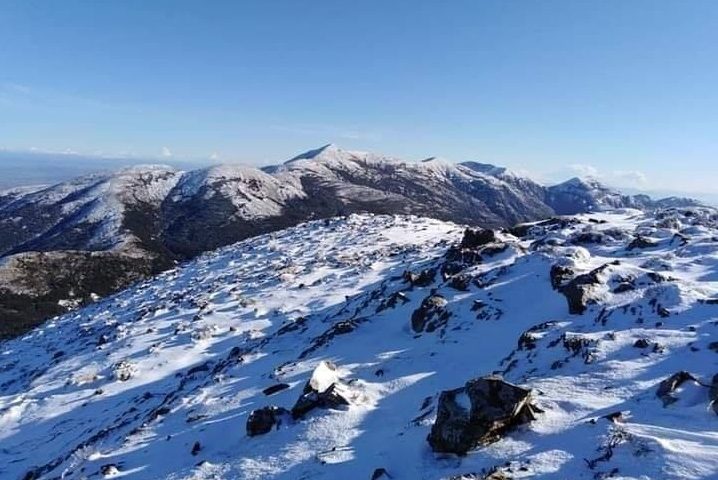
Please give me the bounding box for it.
[0,144,702,337]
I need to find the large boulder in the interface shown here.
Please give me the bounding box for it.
[557,262,618,314]
[428,376,539,455]
[411,294,450,333]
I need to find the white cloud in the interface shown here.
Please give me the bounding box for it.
[612,169,648,185]
[161,146,172,158]
[568,163,600,179]
[209,152,219,161]
[566,163,648,188]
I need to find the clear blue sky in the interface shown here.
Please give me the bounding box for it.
[1,0,718,194]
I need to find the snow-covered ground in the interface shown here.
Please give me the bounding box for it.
[2,209,718,479]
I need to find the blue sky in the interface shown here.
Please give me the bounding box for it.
[1,1,718,195]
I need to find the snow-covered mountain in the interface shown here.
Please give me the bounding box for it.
[547,177,700,215]
[0,145,703,338]
[2,207,718,479]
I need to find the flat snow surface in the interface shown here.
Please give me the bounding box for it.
[2,210,718,479]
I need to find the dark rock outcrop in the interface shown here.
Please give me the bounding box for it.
[557,262,617,314]
[411,294,450,333]
[246,406,290,436]
[291,383,350,419]
[403,268,436,287]
[370,467,392,479]
[262,383,290,396]
[427,376,539,455]
[656,371,698,406]
[460,228,497,249]
[628,236,658,251]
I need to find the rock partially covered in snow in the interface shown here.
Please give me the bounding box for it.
[428,376,539,455]
[656,371,699,407]
[291,361,351,418]
[308,360,340,393]
[411,294,450,333]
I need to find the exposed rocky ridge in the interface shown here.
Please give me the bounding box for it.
[3,208,718,479]
[0,145,704,338]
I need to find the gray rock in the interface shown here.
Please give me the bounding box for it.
[246,406,290,436]
[411,294,450,333]
[428,376,539,455]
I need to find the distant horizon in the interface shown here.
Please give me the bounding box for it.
[2,145,717,206]
[3,1,718,198]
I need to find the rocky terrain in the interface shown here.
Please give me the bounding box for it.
[2,207,718,479]
[0,145,702,337]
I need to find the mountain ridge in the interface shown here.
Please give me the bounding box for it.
[0,145,705,338]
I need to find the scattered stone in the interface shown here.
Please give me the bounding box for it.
[672,233,689,246]
[571,232,606,245]
[613,282,635,294]
[263,383,290,396]
[710,374,718,415]
[449,470,511,480]
[633,338,650,349]
[602,411,625,423]
[191,441,201,456]
[427,376,539,455]
[656,371,699,406]
[481,243,509,256]
[100,464,120,477]
[403,268,436,287]
[449,274,471,291]
[471,300,487,311]
[517,321,557,351]
[246,406,290,436]
[112,360,136,382]
[549,265,574,290]
[628,236,658,250]
[376,291,409,312]
[371,467,392,479]
[411,294,450,333]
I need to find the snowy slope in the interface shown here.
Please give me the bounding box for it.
[0,165,182,256]
[3,208,718,479]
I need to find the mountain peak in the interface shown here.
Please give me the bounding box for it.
[559,176,608,190]
[460,161,508,177]
[286,143,343,163]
